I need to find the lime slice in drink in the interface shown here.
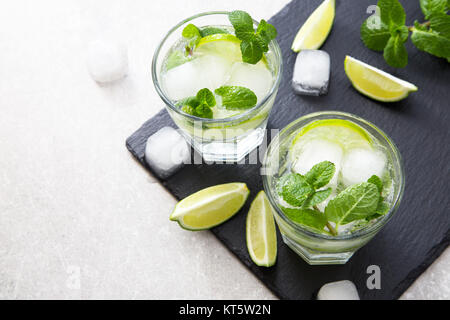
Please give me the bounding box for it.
[290,119,372,157]
[291,0,335,52]
[246,191,277,267]
[170,183,249,230]
[196,34,242,61]
[344,56,418,102]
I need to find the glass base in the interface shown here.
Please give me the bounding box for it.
[189,128,266,163]
[282,235,354,265]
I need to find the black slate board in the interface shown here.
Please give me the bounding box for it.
[127,0,450,299]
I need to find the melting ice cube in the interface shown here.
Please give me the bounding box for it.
[225,62,274,102]
[86,40,128,83]
[317,280,360,300]
[144,127,190,178]
[292,139,343,188]
[162,55,231,100]
[292,50,330,96]
[341,148,387,187]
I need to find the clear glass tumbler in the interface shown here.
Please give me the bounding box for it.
[152,12,283,162]
[262,111,405,265]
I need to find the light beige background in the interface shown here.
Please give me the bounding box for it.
[0,0,448,299]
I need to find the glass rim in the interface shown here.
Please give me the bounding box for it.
[262,111,406,241]
[151,11,283,124]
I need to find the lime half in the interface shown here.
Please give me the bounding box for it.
[246,191,277,267]
[291,0,335,52]
[345,56,418,102]
[170,183,249,231]
[290,119,372,160]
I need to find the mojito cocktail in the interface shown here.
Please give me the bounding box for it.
[152,11,282,162]
[262,112,404,265]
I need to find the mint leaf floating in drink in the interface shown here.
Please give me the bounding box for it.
[228,10,277,64]
[303,188,332,208]
[325,182,380,228]
[177,88,216,118]
[277,173,315,207]
[214,86,257,110]
[199,27,229,37]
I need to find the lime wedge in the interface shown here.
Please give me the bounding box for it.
[344,56,418,102]
[290,119,372,158]
[291,0,335,52]
[170,183,249,231]
[196,34,242,61]
[246,191,277,267]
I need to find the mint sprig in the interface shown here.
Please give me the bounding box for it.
[214,86,257,110]
[277,161,389,236]
[360,0,450,68]
[228,10,277,64]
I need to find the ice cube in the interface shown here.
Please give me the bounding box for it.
[317,280,360,300]
[292,139,343,188]
[292,50,330,96]
[162,55,231,100]
[225,62,274,102]
[341,148,387,187]
[144,127,190,178]
[86,40,128,83]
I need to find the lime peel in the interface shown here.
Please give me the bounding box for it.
[344,55,418,102]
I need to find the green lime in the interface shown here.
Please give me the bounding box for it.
[246,191,277,267]
[170,183,249,231]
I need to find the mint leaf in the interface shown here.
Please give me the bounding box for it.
[195,104,213,119]
[228,10,254,41]
[240,40,263,64]
[281,207,327,232]
[378,0,406,30]
[325,182,380,226]
[411,27,450,58]
[199,27,229,37]
[430,13,450,38]
[383,32,408,68]
[214,86,257,110]
[368,175,383,193]
[181,105,196,116]
[277,174,314,207]
[303,188,332,208]
[257,19,277,41]
[196,88,216,107]
[304,161,336,189]
[420,0,448,19]
[178,89,215,118]
[228,11,277,64]
[360,19,391,51]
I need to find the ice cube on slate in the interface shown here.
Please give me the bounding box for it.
[341,148,387,187]
[292,50,330,96]
[86,40,128,83]
[292,139,343,188]
[317,280,360,300]
[162,55,231,100]
[144,127,190,178]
